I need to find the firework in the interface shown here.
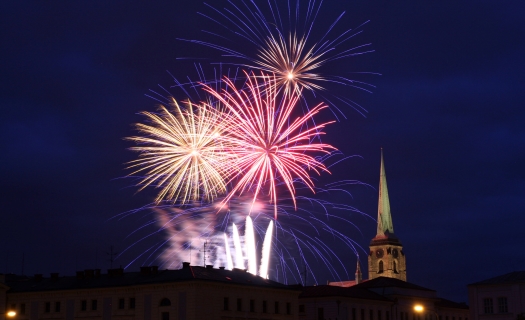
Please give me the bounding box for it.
[202,71,336,217]
[126,99,234,204]
[181,0,376,106]
[115,190,372,285]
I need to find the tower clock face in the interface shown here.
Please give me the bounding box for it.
[392,249,399,258]
[375,248,384,258]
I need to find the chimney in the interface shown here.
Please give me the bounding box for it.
[206,265,213,269]
[140,266,151,275]
[50,273,59,281]
[182,262,190,269]
[85,269,94,278]
[219,267,225,270]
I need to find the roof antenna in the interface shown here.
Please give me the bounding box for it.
[106,245,119,269]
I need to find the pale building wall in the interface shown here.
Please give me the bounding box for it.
[468,282,525,320]
[6,279,299,320]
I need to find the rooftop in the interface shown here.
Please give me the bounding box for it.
[469,271,525,286]
[3,264,296,293]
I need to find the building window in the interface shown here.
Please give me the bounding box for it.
[262,301,267,313]
[394,261,398,273]
[118,298,125,309]
[275,301,279,314]
[250,299,255,312]
[237,298,242,311]
[20,304,26,315]
[378,260,384,273]
[55,302,61,312]
[45,302,51,313]
[161,312,169,320]
[223,297,229,311]
[352,308,357,320]
[370,309,374,320]
[484,298,494,314]
[160,298,171,306]
[287,302,291,315]
[387,310,390,320]
[300,305,306,313]
[91,299,98,311]
[318,307,325,320]
[401,311,404,320]
[498,297,508,313]
[10,304,15,310]
[361,308,365,320]
[81,300,87,311]
[378,310,382,320]
[129,298,136,309]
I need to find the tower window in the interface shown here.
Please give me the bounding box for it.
[378,260,384,273]
[393,261,398,273]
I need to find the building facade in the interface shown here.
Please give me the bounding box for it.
[468,271,525,320]
[2,264,300,320]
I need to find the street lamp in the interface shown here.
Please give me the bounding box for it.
[6,311,16,318]
[414,304,438,320]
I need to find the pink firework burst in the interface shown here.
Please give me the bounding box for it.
[202,71,337,218]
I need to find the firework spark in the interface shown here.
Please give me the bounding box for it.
[181,0,376,107]
[202,71,336,217]
[126,99,234,204]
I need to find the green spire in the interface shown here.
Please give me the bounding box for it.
[377,149,394,236]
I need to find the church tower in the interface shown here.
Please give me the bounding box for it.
[368,150,407,281]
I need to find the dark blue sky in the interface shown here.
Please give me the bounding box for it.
[1,1,524,303]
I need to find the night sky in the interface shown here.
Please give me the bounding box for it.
[2,1,525,304]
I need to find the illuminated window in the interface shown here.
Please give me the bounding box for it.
[498,297,508,313]
[483,298,493,314]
